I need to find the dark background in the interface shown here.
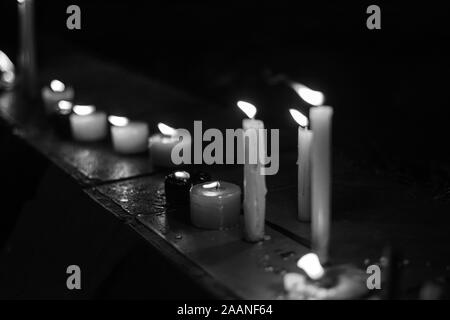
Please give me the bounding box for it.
[1,0,449,191]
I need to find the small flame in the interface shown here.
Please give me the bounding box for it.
[17,0,25,4]
[297,253,325,280]
[237,101,257,119]
[50,80,66,92]
[291,83,325,106]
[158,122,177,136]
[0,51,15,85]
[289,109,308,128]
[203,181,220,189]
[57,100,73,112]
[174,171,190,179]
[108,115,129,127]
[73,105,96,116]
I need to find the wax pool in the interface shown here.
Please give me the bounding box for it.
[70,105,108,142]
[190,181,241,230]
[41,80,74,114]
[109,116,149,154]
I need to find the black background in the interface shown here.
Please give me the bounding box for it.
[1,0,449,190]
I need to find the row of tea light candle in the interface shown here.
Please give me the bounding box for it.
[42,79,333,263]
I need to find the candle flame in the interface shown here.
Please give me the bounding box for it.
[289,109,308,128]
[17,0,25,4]
[73,105,96,116]
[108,115,129,127]
[158,122,177,136]
[297,253,325,280]
[202,181,220,189]
[174,171,190,179]
[291,83,325,106]
[237,101,257,119]
[57,100,73,112]
[50,80,66,92]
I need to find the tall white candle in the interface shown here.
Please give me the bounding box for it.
[108,116,149,154]
[310,105,333,263]
[237,101,267,242]
[70,105,108,142]
[17,0,37,98]
[289,109,312,222]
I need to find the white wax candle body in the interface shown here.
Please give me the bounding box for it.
[18,0,37,97]
[70,111,108,142]
[41,86,75,114]
[298,127,313,222]
[111,122,149,154]
[148,133,191,167]
[190,181,241,230]
[310,106,333,263]
[243,118,267,242]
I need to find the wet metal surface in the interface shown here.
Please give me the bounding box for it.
[91,174,310,299]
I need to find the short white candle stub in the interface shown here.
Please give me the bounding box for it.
[70,105,108,142]
[297,253,325,280]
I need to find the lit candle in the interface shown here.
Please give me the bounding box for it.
[289,109,312,222]
[69,105,108,142]
[165,171,212,206]
[17,0,37,98]
[41,80,75,114]
[108,116,149,154]
[0,50,16,90]
[310,105,333,263]
[190,181,241,230]
[283,253,368,300]
[148,122,191,167]
[237,101,267,242]
[50,100,73,138]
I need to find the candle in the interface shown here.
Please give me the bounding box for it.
[283,253,368,300]
[0,50,16,90]
[17,0,37,98]
[190,181,241,230]
[165,171,192,206]
[237,101,267,242]
[108,116,149,154]
[310,105,333,263]
[50,100,73,138]
[41,80,75,114]
[165,171,212,206]
[69,105,108,142]
[148,122,191,167]
[289,109,312,222]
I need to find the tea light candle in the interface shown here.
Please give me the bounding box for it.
[148,122,191,167]
[165,171,212,206]
[50,100,73,138]
[70,105,108,142]
[42,80,75,114]
[310,105,333,263]
[237,101,267,242]
[190,181,241,230]
[108,116,149,154]
[289,109,312,222]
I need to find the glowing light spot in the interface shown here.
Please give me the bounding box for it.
[237,100,257,119]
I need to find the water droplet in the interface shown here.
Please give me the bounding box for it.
[264,265,274,272]
[280,251,295,260]
[120,198,128,203]
[175,234,182,240]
